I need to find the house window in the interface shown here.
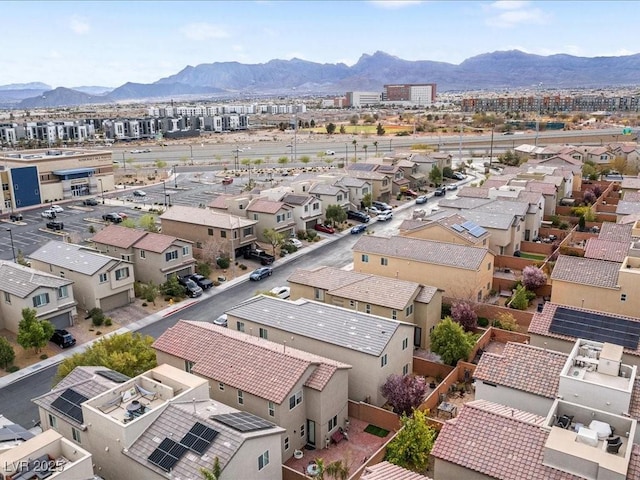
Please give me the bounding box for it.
[289,390,303,410]
[182,246,189,256]
[219,383,224,391]
[208,228,214,236]
[185,360,194,373]
[196,242,203,249]
[300,424,305,438]
[477,291,482,302]
[380,257,388,266]
[238,390,244,405]
[237,321,245,332]
[139,250,146,259]
[259,328,268,339]
[381,354,388,367]
[57,285,68,299]
[253,213,259,220]
[72,427,81,443]
[268,401,275,417]
[313,203,320,210]
[314,288,324,301]
[115,267,129,280]
[258,450,270,470]
[402,338,408,350]
[621,294,627,302]
[488,262,492,270]
[284,437,289,451]
[48,414,57,430]
[165,250,178,261]
[32,293,50,308]
[337,194,343,202]
[392,310,397,320]
[365,304,371,314]
[243,227,253,237]
[4,292,10,304]
[405,304,413,316]
[361,254,369,263]
[328,415,338,431]
[349,300,356,308]
[403,364,409,375]
[99,273,108,283]
[304,205,309,212]
[220,231,227,238]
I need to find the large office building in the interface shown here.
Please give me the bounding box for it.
[383,84,436,106]
[345,91,382,108]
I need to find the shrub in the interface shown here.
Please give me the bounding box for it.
[240,264,248,270]
[306,230,318,241]
[6,365,19,373]
[493,312,518,331]
[133,281,144,298]
[212,281,221,287]
[105,318,112,326]
[96,331,102,335]
[559,221,570,230]
[296,230,307,240]
[550,215,560,227]
[142,302,148,307]
[477,317,489,328]
[441,303,452,318]
[216,257,230,269]
[510,285,531,310]
[40,354,48,360]
[90,308,106,327]
[522,266,548,290]
[196,262,212,278]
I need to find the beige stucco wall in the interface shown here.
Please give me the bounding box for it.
[434,459,492,480]
[474,382,553,417]
[249,208,296,241]
[550,278,640,319]
[414,293,443,350]
[0,285,76,333]
[402,224,481,247]
[353,251,495,302]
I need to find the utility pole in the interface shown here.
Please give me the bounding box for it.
[489,125,495,167]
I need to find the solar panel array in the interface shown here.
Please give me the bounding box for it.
[451,224,465,233]
[456,220,487,238]
[96,370,130,383]
[181,422,219,455]
[50,388,88,424]
[213,412,275,432]
[550,306,640,349]
[148,438,187,472]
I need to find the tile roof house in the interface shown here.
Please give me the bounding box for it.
[352,235,495,301]
[28,240,134,312]
[0,260,76,332]
[361,461,433,480]
[399,212,491,248]
[246,198,297,241]
[160,205,258,260]
[280,193,324,231]
[91,225,196,285]
[153,320,350,459]
[224,295,415,406]
[309,182,350,217]
[616,200,640,220]
[584,238,630,263]
[334,176,373,210]
[287,266,442,348]
[344,168,392,202]
[621,177,640,197]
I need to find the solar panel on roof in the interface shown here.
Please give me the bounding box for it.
[180,422,219,455]
[148,438,187,472]
[50,388,88,424]
[213,412,275,432]
[549,306,640,350]
[461,220,478,231]
[451,224,465,232]
[96,370,130,383]
[468,226,488,238]
[0,424,34,442]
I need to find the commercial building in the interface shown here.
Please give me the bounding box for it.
[383,84,436,106]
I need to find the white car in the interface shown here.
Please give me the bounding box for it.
[270,286,291,300]
[287,238,303,248]
[325,150,335,155]
[368,206,391,216]
[50,205,64,213]
[377,211,393,222]
[41,209,57,219]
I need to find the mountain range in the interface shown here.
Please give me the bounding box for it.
[3,50,640,109]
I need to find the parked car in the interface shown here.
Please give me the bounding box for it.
[250,267,273,281]
[41,209,57,219]
[453,172,466,181]
[434,187,447,197]
[222,176,234,185]
[189,274,214,290]
[49,205,64,213]
[46,220,64,231]
[133,190,146,197]
[401,188,418,197]
[347,210,370,223]
[82,198,99,206]
[367,206,391,216]
[102,213,123,223]
[178,276,203,298]
[447,184,458,191]
[415,195,428,204]
[325,150,335,155]
[377,211,393,222]
[9,213,23,222]
[130,149,142,154]
[372,201,391,211]
[270,286,291,299]
[51,329,76,348]
[314,223,336,234]
[287,238,303,249]
[350,224,367,234]
[213,314,228,327]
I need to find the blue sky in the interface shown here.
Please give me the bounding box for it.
[2,1,636,88]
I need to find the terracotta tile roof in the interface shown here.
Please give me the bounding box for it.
[482,178,511,189]
[133,231,183,253]
[599,222,633,243]
[91,224,147,248]
[473,343,567,399]
[529,303,640,357]
[431,400,582,480]
[458,186,490,198]
[584,238,629,262]
[153,320,350,403]
[361,461,432,480]
[628,444,640,479]
[247,198,287,214]
[288,266,371,291]
[353,235,491,271]
[160,205,257,229]
[550,255,620,288]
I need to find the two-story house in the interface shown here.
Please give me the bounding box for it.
[399,213,491,249]
[160,205,258,260]
[344,167,392,203]
[28,241,134,312]
[287,266,442,349]
[309,183,350,218]
[334,176,372,211]
[223,295,416,406]
[280,193,323,232]
[90,225,196,285]
[246,198,296,241]
[154,320,351,458]
[353,235,495,302]
[0,261,76,332]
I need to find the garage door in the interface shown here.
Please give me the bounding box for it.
[100,291,130,312]
[169,267,193,280]
[46,312,72,329]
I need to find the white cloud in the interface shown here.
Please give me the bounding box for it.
[369,0,424,10]
[48,50,62,59]
[180,22,229,41]
[484,2,549,28]
[69,16,90,35]
[490,1,531,11]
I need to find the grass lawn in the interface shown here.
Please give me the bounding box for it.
[364,424,390,438]
[519,252,547,260]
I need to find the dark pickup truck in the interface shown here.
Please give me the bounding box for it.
[243,248,275,265]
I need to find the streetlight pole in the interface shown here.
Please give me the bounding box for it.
[121,151,126,171]
[489,125,495,168]
[6,228,16,263]
[98,178,104,204]
[344,144,348,167]
[163,181,167,207]
[189,144,193,165]
[389,139,392,152]
[174,164,178,188]
[293,104,298,165]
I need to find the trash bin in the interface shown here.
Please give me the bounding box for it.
[537,303,544,312]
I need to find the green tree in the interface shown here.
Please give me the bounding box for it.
[263,228,286,256]
[155,160,167,169]
[0,336,15,369]
[326,123,336,135]
[510,284,531,310]
[325,204,347,226]
[200,457,221,480]
[138,214,159,233]
[17,308,55,354]
[16,249,30,267]
[363,144,368,160]
[373,141,378,156]
[430,317,474,366]
[196,262,212,278]
[252,158,263,170]
[385,410,437,472]
[54,332,157,384]
[349,114,359,125]
[122,218,136,228]
[161,274,186,298]
[376,123,385,136]
[325,459,349,480]
[339,125,346,134]
[278,156,289,167]
[442,166,454,178]
[362,193,372,209]
[300,155,311,166]
[429,165,443,186]
[142,282,159,304]
[241,158,251,169]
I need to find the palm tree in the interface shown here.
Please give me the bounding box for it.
[352,139,357,163]
[363,144,368,161]
[325,459,349,480]
[373,141,378,156]
[314,458,326,480]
